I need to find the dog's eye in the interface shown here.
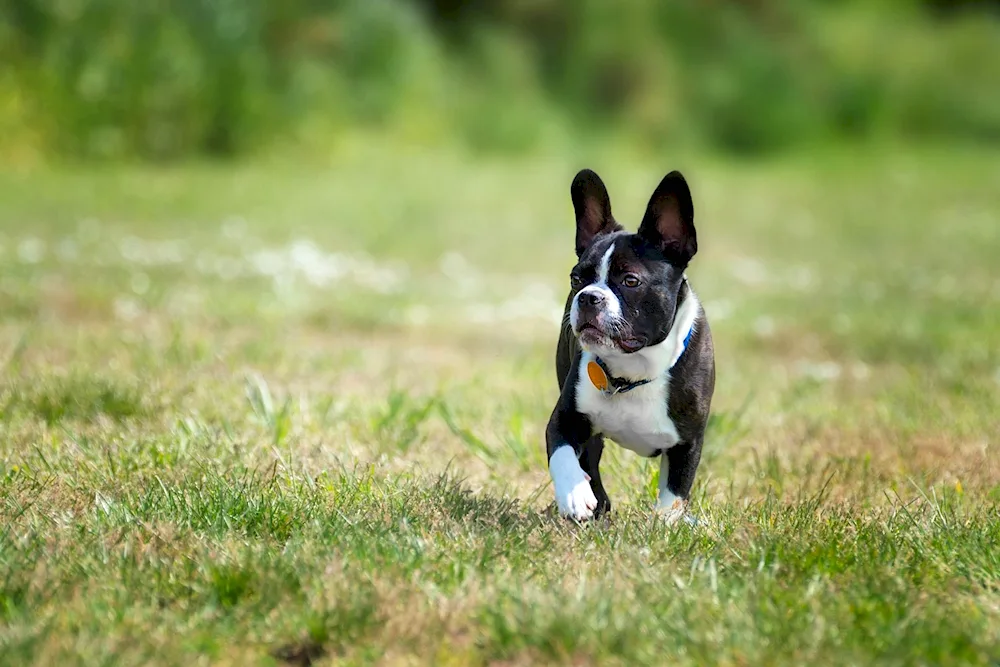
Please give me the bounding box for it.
[570,274,583,289]
[622,274,641,288]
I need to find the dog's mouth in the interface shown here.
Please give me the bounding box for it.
[576,324,646,353]
[576,323,606,343]
[617,336,647,353]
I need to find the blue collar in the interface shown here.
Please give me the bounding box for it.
[679,325,694,361]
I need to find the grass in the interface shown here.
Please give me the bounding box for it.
[1,144,999,665]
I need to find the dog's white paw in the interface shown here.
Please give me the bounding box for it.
[549,446,598,521]
[556,477,598,521]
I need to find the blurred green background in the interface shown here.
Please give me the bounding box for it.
[3,0,1000,162]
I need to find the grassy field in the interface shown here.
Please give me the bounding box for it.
[1,145,999,665]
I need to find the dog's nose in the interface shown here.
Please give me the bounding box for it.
[580,291,604,307]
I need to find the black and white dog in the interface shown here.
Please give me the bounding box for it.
[546,169,715,522]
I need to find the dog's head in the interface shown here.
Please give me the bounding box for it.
[567,169,697,355]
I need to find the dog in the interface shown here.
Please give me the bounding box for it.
[545,168,715,522]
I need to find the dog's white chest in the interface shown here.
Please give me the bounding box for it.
[575,353,680,457]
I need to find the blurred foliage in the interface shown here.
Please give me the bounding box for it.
[1,0,1000,161]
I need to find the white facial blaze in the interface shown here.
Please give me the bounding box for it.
[571,242,622,332]
[597,242,614,285]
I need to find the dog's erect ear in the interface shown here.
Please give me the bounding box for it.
[638,170,697,266]
[571,169,620,257]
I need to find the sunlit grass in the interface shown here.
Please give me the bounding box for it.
[1,146,998,664]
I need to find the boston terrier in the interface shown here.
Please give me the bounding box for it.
[545,169,715,522]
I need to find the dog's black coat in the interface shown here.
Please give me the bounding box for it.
[545,169,716,518]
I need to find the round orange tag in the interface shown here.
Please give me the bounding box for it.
[587,360,609,392]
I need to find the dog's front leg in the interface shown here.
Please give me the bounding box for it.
[545,399,600,521]
[656,440,703,523]
[579,435,611,517]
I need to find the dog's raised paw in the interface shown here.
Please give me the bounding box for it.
[549,446,597,522]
